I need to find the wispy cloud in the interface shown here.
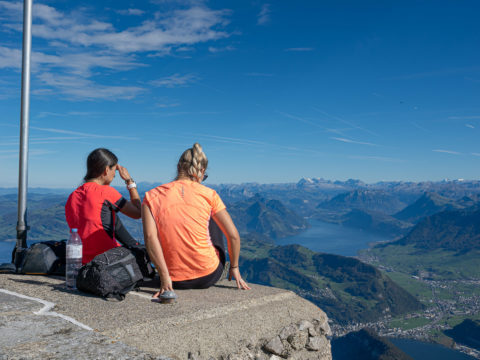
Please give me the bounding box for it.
[466,124,475,129]
[0,2,232,100]
[31,126,138,140]
[331,137,378,146]
[115,8,145,16]
[156,102,181,108]
[276,110,323,128]
[448,115,480,120]
[284,47,314,52]
[208,45,235,53]
[383,66,480,81]
[432,149,461,155]
[0,148,55,159]
[472,153,480,157]
[150,73,198,88]
[257,4,271,25]
[195,133,325,156]
[348,155,404,163]
[36,72,144,100]
[312,107,379,137]
[5,3,232,53]
[411,121,430,132]
[197,133,267,146]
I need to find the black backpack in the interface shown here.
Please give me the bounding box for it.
[76,247,146,300]
[18,241,66,275]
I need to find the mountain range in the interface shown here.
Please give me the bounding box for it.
[393,204,480,251]
[240,241,423,324]
[393,192,476,224]
[227,194,308,239]
[316,189,408,215]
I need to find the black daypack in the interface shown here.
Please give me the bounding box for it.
[128,245,155,279]
[18,241,66,275]
[76,247,145,300]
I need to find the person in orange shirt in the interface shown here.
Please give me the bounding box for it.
[142,143,250,295]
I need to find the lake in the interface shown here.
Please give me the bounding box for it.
[275,219,389,256]
[390,338,476,360]
[278,221,475,360]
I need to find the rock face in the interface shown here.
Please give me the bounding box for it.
[232,318,332,360]
[0,274,332,360]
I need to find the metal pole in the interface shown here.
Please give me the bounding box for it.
[15,0,33,266]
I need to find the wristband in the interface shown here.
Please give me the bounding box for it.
[125,178,134,185]
[127,182,137,190]
[230,265,238,269]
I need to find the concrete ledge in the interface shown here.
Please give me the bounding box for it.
[0,274,330,359]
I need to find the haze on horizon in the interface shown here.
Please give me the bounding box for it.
[1,1,479,188]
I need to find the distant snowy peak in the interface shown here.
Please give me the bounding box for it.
[296,177,366,189]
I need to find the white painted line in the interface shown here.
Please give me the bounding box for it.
[129,291,154,300]
[0,288,93,331]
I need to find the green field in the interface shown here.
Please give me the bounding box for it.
[362,244,480,280]
[389,316,432,330]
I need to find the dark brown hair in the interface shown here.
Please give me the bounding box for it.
[83,148,118,182]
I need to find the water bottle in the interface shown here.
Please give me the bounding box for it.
[66,228,82,289]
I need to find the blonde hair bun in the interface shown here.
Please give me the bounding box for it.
[177,142,208,181]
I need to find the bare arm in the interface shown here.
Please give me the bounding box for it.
[142,203,173,295]
[117,164,141,219]
[212,209,250,290]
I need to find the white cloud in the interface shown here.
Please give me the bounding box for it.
[0,46,21,68]
[208,45,235,53]
[0,2,232,101]
[466,124,475,129]
[432,149,461,155]
[151,73,198,87]
[36,72,144,100]
[472,153,480,157]
[60,7,231,53]
[0,46,141,76]
[116,8,145,16]
[257,4,271,25]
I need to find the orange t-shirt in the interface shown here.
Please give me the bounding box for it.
[143,180,226,281]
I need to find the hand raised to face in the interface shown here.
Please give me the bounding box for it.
[116,164,132,182]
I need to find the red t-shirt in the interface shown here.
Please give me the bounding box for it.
[65,182,126,264]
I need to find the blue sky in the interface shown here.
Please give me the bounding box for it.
[1,0,480,188]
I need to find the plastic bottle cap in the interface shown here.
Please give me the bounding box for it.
[72,228,78,233]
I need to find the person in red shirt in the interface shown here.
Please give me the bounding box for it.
[65,148,141,264]
[142,143,250,294]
